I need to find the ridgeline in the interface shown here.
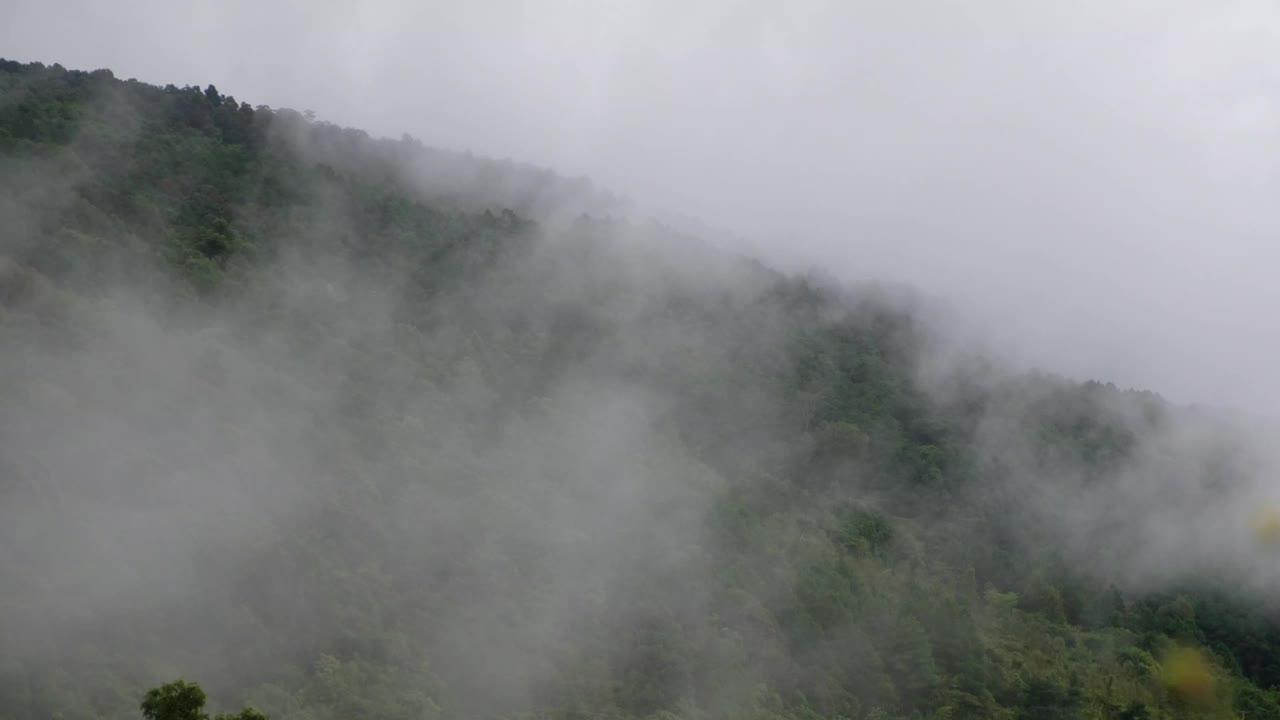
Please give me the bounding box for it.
[3,59,1279,720]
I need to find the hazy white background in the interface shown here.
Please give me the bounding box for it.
[5,0,1279,411]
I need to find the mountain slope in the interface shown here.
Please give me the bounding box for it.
[2,59,1280,720]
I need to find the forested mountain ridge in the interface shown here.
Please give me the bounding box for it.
[3,58,1280,720]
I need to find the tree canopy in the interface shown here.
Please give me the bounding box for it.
[3,58,1280,720]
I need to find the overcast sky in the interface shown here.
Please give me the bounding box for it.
[5,1,1280,411]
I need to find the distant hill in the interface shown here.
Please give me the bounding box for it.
[3,59,1280,720]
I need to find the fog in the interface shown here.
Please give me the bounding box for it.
[6,0,1280,412]
[0,170,790,715]
[6,5,1280,719]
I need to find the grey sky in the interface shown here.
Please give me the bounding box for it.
[5,0,1280,411]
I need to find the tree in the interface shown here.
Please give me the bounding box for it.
[141,680,267,720]
[141,681,207,720]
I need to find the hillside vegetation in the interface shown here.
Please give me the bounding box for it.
[3,59,1280,720]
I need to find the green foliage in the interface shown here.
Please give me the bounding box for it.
[141,680,266,720]
[2,58,1280,720]
[142,681,207,720]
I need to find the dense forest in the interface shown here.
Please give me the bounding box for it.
[3,59,1280,720]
